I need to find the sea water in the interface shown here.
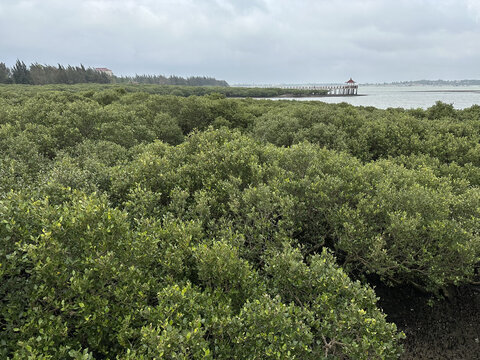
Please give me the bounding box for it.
[277,85,480,110]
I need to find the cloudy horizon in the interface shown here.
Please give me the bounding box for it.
[1,0,480,84]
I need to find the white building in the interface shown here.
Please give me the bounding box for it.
[95,68,113,76]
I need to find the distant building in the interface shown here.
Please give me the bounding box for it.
[95,67,113,76]
[345,78,356,84]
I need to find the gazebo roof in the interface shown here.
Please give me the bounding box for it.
[346,78,356,84]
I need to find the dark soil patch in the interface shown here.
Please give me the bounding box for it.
[375,283,480,359]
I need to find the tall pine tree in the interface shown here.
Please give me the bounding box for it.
[12,60,32,84]
[0,62,12,83]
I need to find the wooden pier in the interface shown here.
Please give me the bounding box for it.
[281,78,358,96]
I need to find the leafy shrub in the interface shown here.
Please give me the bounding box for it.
[3,85,480,358]
[265,246,404,359]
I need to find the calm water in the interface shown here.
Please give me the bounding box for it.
[277,85,480,110]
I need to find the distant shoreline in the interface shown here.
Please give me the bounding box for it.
[362,80,480,86]
[406,89,480,94]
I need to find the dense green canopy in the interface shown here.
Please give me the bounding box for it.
[1,85,479,359]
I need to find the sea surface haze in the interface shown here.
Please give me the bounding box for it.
[277,85,480,109]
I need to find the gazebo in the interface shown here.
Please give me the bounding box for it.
[344,78,358,95]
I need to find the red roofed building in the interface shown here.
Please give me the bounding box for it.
[95,68,113,76]
[344,78,358,95]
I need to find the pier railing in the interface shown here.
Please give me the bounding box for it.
[280,84,358,95]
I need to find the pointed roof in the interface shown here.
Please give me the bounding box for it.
[346,78,356,84]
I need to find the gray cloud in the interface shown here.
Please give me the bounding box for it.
[0,0,479,83]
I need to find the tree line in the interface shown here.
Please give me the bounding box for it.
[115,74,229,86]
[0,60,230,86]
[0,61,111,85]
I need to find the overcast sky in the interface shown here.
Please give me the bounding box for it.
[1,0,480,84]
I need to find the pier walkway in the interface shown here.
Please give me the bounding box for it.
[280,84,358,95]
[280,78,358,96]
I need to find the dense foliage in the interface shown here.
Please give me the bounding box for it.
[0,61,111,85]
[0,61,229,87]
[115,74,229,87]
[0,81,327,98]
[1,85,479,358]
